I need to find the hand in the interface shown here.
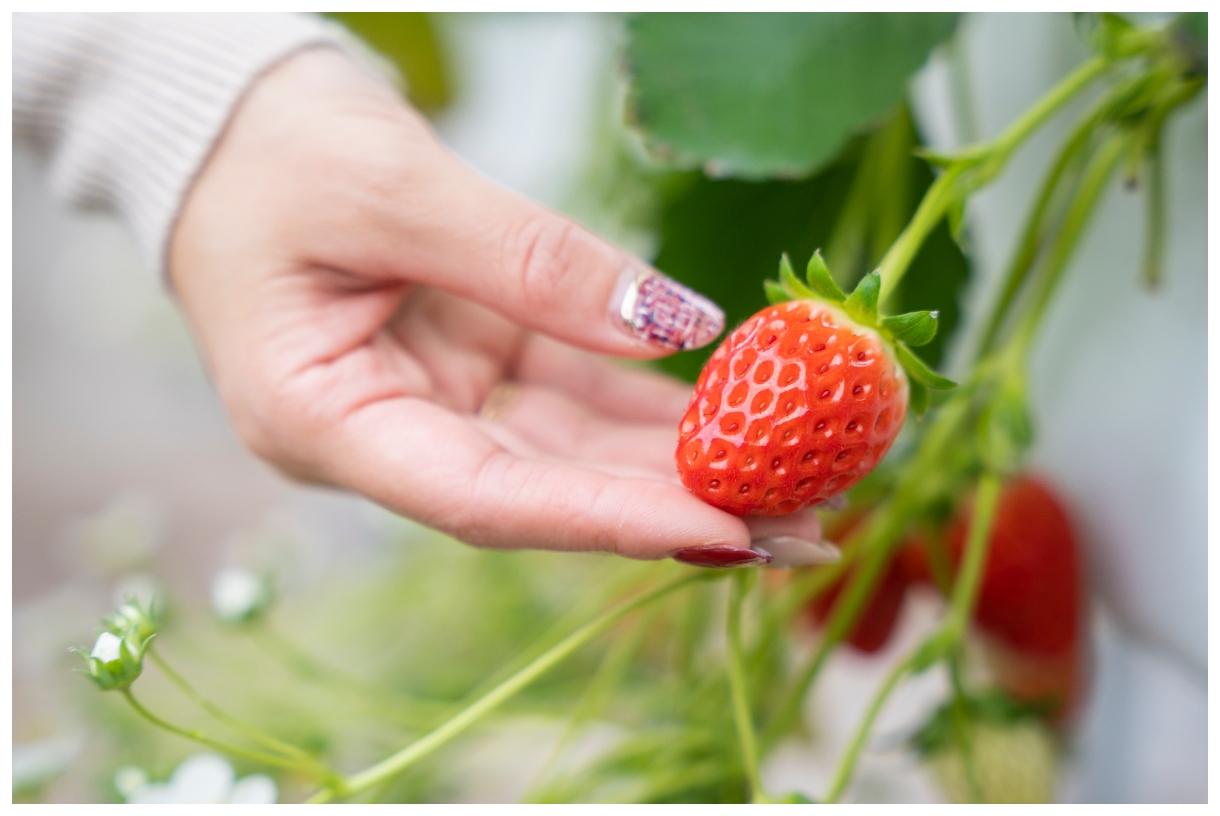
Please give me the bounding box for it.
[169,47,828,566]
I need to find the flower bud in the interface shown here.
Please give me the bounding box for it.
[210,568,272,624]
[74,629,150,691]
[103,597,161,642]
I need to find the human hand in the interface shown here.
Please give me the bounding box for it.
[169,48,831,567]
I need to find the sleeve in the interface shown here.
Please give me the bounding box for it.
[13,13,391,280]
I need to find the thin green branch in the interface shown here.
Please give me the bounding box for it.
[308,571,716,803]
[120,689,304,774]
[824,472,1003,802]
[726,571,765,803]
[148,647,325,773]
[823,653,912,803]
[876,55,1111,303]
[1011,130,1130,358]
[946,473,1003,632]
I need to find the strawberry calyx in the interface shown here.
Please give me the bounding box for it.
[765,251,957,415]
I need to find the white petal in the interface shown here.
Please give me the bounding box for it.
[210,569,264,622]
[113,765,148,799]
[168,753,234,804]
[90,631,122,663]
[230,774,278,804]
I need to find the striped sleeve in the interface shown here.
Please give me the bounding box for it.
[13,13,389,280]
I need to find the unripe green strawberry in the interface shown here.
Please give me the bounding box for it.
[675,252,954,516]
[924,718,1057,804]
[913,691,1059,804]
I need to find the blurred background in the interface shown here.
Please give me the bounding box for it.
[12,12,1206,803]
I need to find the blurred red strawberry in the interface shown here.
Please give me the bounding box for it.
[806,512,924,654]
[945,475,1087,720]
[806,476,1087,722]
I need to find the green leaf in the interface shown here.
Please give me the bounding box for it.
[778,253,814,299]
[805,250,846,302]
[625,13,960,178]
[843,271,880,326]
[764,280,791,305]
[895,342,956,390]
[882,310,939,347]
[946,195,967,246]
[908,380,930,417]
[650,152,862,383]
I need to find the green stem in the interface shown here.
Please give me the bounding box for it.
[947,473,1003,632]
[982,56,1109,167]
[823,654,912,803]
[308,571,715,803]
[148,648,324,771]
[876,166,964,303]
[947,655,984,804]
[120,689,305,774]
[876,55,1111,303]
[973,89,1115,357]
[526,607,655,801]
[1141,129,1166,288]
[726,571,765,803]
[1010,130,1129,359]
[824,472,1002,802]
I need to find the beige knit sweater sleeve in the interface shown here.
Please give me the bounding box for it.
[13,13,368,277]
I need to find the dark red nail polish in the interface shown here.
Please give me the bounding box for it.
[671,545,772,568]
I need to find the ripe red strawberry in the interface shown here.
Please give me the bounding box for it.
[675,252,952,516]
[946,476,1085,719]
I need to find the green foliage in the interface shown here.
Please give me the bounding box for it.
[625,13,959,177]
[805,250,846,302]
[651,120,972,383]
[842,270,881,325]
[325,12,453,114]
[881,310,939,347]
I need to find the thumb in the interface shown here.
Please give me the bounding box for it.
[371,146,726,358]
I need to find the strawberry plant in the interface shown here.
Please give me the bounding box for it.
[73,12,1205,803]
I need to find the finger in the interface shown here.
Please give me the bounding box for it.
[486,383,681,480]
[515,334,694,424]
[312,136,725,359]
[317,396,752,560]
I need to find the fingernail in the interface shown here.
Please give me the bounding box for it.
[671,545,772,568]
[611,268,724,352]
[820,494,850,512]
[751,536,841,569]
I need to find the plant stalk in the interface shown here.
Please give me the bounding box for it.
[148,648,325,772]
[308,571,714,803]
[120,689,306,774]
[726,571,765,803]
[877,55,1111,303]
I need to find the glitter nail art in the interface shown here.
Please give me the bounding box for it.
[613,269,725,352]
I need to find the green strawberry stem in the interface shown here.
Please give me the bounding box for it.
[823,473,1002,803]
[823,652,913,803]
[875,55,1111,304]
[307,571,717,804]
[947,654,986,803]
[972,83,1121,358]
[247,624,432,727]
[763,393,978,749]
[524,608,656,801]
[120,688,313,776]
[147,647,330,775]
[1009,130,1129,360]
[726,571,767,803]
